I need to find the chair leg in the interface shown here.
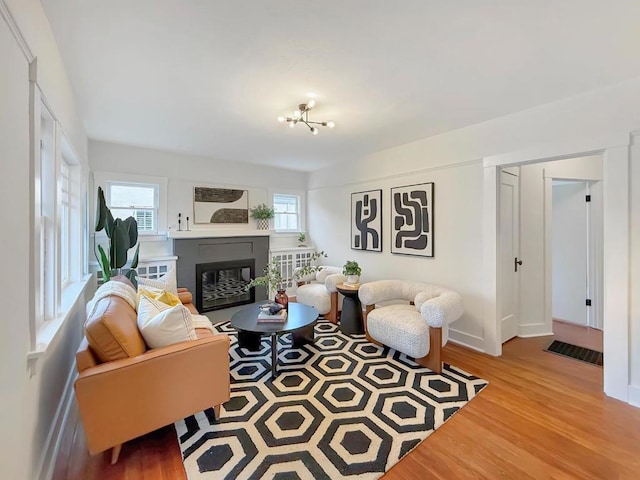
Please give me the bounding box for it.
[415,327,443,373]
[110,444,122,465]
[363,305,383,346]
[326,292,339,324]
[213,404,221,420]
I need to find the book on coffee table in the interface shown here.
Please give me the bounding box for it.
[257,310,287,323]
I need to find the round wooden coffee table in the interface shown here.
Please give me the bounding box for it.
[231,302,319,378]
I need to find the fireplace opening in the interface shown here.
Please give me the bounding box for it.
[195,259,255,312]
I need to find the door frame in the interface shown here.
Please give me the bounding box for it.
[483,132,630,402]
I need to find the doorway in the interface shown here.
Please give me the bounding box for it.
[497,155,604,349]
[485,141,630,402]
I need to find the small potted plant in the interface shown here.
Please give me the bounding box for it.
[343,260,362,285]
[298,232,307,247]
[250,203,275,230]
[246,257,288,308]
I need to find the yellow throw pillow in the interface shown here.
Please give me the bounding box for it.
[137,287,181,308]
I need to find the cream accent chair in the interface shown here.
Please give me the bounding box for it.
[358,280,463,373]
[293,266,346,323]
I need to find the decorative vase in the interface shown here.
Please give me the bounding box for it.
[346,274,360,285]
[257,218,269,230]
[274,289,289,310]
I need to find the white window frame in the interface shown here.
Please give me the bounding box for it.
[271,189,306,233]
[93,172,168,239]
[34,100,87,329]
[105,180,159,234]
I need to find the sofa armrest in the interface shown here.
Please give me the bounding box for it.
[324,273,347,293]
[419,292,463,327]
[293,267,317,284]
[74,334,230,455]
[178,290,193,305]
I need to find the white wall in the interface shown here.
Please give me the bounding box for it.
[88,140,309,257]
[307,78,639,399]
[0,1,89,479]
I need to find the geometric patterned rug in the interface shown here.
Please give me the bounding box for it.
[175,320,488,479]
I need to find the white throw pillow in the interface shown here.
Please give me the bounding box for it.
[137,268,178,295]
[137,295,197,348]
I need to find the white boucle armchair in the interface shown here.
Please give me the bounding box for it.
[293,266,346,323]
[358,280,463,373]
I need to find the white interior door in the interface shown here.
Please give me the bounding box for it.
[500,170,520,343]
[552,182,588,325]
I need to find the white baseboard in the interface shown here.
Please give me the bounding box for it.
[448,329,485,352]
[629,385,640,408]
[36,366,78,480]
[518,330,554,338]
[519,322,553,338]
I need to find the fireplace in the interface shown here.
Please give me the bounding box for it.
[195,259,255,312]
[173,235,269,311]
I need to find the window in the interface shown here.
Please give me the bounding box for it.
[273,194,301,231]
[60,161,70,286]
[106,181,159,233]
[36,103,85,328]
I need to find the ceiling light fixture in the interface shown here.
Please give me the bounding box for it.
[277,99,335,135]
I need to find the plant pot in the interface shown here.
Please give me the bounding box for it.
[274,289,289,310]
[257,219,270,230]
[346,275,360,285]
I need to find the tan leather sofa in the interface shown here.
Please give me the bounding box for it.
[74,282,230,464]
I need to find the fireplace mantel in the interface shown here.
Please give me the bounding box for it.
[167,229,273,239]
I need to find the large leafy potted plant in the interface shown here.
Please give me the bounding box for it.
[250,203,275,230]
[95,186,140,284]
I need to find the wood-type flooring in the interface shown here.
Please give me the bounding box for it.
[54,322,640,480]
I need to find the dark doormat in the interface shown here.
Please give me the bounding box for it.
[545,340,603,367]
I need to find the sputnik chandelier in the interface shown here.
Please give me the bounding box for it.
[277,98,335,135]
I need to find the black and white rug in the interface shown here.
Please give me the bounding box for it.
[176,320,488,479]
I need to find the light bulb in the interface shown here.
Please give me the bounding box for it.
[289,120,297,128]
[307,98,316,109]
[326,121,335,129]
[277,115,285,123]
[310,127,318,135]
[293,109,301,119]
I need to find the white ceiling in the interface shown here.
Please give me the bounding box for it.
[42,0,640,171]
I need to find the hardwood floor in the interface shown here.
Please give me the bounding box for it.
[552,319,603,352]
[55,328,640,480]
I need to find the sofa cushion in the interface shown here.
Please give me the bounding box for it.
[137,287,181,307]
[137,268,178,295]
[84,295,147,363]
[296,283,332,314]
[137,296,198,349]
[367,304,431,358]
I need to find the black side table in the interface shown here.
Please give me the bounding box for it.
[336,283,365,335]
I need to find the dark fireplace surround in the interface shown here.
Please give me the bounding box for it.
[173,236,269,313]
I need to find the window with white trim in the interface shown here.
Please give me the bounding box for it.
[273,194,301,231]
[36,103,85,329]
[106,181,159,234]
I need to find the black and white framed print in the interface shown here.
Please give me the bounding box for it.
[391,182,434,257]
[351,189,382,252]
[193,187,249,224]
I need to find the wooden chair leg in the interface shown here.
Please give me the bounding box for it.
[363,305,383,346]
[110,444,122,465]
[213,404,221,420]
[416,327,443,373]
[326,292,338,324]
